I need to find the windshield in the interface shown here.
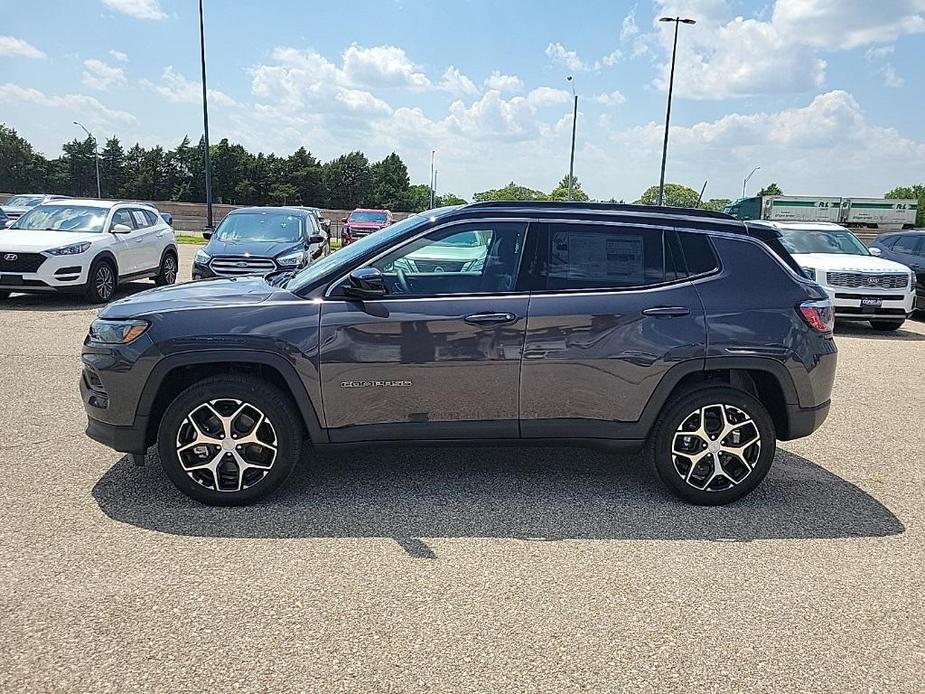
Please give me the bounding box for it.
[286,213,426,292]
[349,211,389,223]
[13,205,109,233]
[5,195,45,208]
[213,212,303,242]
[779,228,870,256]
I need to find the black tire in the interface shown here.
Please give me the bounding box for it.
[648,386,776,506]
[154,249,178,286]
[84,258,117,303]
[870,319,905,331]
[157,375,303,506]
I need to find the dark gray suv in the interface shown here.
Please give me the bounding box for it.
[81,202,837,506]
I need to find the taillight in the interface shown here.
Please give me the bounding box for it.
[798,299,834,334]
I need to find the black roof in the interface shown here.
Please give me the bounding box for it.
[463,200,735,221]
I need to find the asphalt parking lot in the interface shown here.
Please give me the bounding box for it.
[0,244,922,693]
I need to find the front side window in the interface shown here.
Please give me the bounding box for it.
[13,205,109,233]
[547,223,665,290]
[778,228,869,256]
[110,209,136,230]
[367,223,526,296]
[893,236,922,254]
[213,212,303,242]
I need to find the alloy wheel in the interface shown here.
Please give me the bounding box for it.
[671,403,762,492]
[175,398,278,492]
[163,255,177,283]
[96,264,114,300]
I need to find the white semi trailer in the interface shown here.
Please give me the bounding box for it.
[724,196,917,229]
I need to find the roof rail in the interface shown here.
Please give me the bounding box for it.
[463,199,734,221]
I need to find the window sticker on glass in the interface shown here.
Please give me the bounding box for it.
[551,231,645,284]
[132,211,148,227]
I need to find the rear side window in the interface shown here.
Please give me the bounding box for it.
[893,236,923,254]
[143,210,160,226]
[546,223,665,290]
[745,225,804,275]
[678,232,719,275]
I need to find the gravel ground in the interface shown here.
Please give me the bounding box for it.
[0,244,922,693]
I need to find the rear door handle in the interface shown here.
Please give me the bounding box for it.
[464,312,517,325]
[641,306,691,317]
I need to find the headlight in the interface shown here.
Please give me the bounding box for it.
[194,249,211,264]
[46,242,91,256]
[89,319,150,344]
[801,267,817,281]
[277,251,305,267]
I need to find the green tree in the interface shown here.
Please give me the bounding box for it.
[98,136,126,198]
[286,147,324,206]
[268,182,298,205]
[369,152,410,210]
[885,184,925,227]
[437,192,467,206]
[473,181,548,202]
[0,124,46,192]
[61,137,97,197]
[403,183,433,212]
[757,183,783,197]
[549,174,590,202]
[323,151,371,209]
[702,198,732,213]
[635,183,701,208]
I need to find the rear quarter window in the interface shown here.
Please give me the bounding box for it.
[678,232,719,276]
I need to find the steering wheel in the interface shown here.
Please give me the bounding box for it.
[394,266,411,294]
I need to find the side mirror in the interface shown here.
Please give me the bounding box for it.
[203,230,213,240]
[2,220,12,228]
[344,267,386,299]
[111,223,133,234]
[341,217,348,224]
[869,246,882,256]
[309,234,325,245]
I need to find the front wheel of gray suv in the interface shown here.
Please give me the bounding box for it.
[648,386,776,505]
[157,375,303,505]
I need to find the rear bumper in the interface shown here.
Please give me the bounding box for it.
[780,400,830,441]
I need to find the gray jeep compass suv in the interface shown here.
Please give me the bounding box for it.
[81,202,837,506]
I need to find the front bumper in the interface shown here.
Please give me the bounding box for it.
[819,285,915,320]
[0,255,90,293]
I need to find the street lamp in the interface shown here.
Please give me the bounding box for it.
[198,0,214,230]
[566,75,578,201]
[73,121,101,198]
[656,16,696,206]
[742,166,761,198]
[430,150,436,209]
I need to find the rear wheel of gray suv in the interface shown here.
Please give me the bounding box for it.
[157,375,303,505]
[649,386,776,505]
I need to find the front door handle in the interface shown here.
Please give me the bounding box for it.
[641,306,691,317]
[464,312,517,325]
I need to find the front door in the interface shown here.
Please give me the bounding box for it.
[107,208,141,274]
[320,221,529,442]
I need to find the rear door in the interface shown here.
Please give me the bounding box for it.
[519,221,707,439]
[319,220,529,441]
[126,208,163,271]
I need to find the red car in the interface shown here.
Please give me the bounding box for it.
[342,208,392,245]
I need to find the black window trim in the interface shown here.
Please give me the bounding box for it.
[672,226,724,281]
[324,217,533,301]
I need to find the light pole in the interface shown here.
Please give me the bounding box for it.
[73,121,101,198]
[198,0,214,230]
[742,166,760,198]
[429,150,436,209]
[566,75,578,201]
[656,16,696,206]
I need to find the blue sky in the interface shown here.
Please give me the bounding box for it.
[2,0,924,201]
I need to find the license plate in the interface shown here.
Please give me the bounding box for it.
[861,297,882,309]
[0,274,23,286]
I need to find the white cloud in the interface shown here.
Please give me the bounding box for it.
[334,88,393,114]
[591,90,627,106]
[0,82,136,128]
[621,7,640,41]
[143,66,236,106]
[648,0,925,99]
[0,36,45,59]
[865,46,905,87]
[101,0,166,20]
[109,49,128,62]
[526,87,571,107]
[545,42,589,72]
[82,59,126,91]
[484,71,523,93]
[341,43,431,89]
[438,66,479,97]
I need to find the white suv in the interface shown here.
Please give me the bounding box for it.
[0,199,177,303]
[769,221,916,331]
